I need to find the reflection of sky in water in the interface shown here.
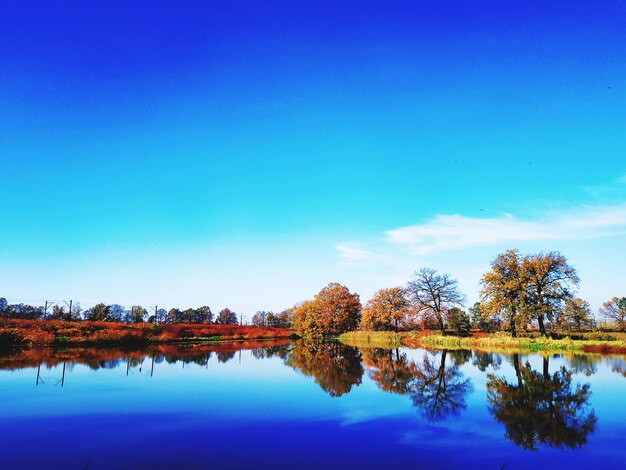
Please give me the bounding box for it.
[0,345,625,469]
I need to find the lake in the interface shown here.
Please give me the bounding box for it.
[0,341,625,469]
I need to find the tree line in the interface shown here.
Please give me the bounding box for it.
[289,249,626,337]
[2,248,625,336]
[0,298,241,325]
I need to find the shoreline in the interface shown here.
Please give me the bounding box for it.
[338,330,626,355]
[0,318,297,348]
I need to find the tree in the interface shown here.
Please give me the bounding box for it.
[446,307,471,336]
[166,308,182,323]
[252,311,268,327]
[599,297,626,331]
[216,308,238,324]
[51,304,80,321]
[521,252,579,336]
[407,268,465,334]
[130,306,147,323]
[293,301,321,337]
[2,303,44,320]
[0,298,7,313]
[109,304,128,322]
[560,298,593,332]
[469,302,501,333]
[84,303,112,322]
[265,312,276,327]
[155,308,168,324]
[313,283,361,335]
[480,249,527,337]
[360,287,411,331]
[195,306,213,323]
[274,307,295,329]
[181,308,197,323]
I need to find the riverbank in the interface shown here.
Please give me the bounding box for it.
[0,319,297,347]
[339,330,626,355]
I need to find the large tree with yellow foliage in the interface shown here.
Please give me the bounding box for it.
[481,249,579,337]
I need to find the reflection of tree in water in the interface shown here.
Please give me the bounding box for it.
[363,348,472,422]
[566,354,600,377]
[607,357,626,378]
[449,349,472,366]
[286,342,363,397]
[251,345,291,361]
[486,354,597,450]
[362,348,417,394]
[472,352,502,372]
[407,350,473,422]
[216,351,236,363]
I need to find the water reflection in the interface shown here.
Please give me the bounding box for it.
[486,354,597,450]
[362,348,473,422]
[0,340,621,455]
[285,341,363,397]
[0,340,292,382]
[408,350,473,422]
[472,351,502,372]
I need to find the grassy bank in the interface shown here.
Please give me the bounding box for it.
[339,330,626,355]
[0,319,297,347]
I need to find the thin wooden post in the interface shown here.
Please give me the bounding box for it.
[61,361,66,387]
[36,361,41,385]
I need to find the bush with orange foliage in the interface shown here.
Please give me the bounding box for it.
[0,319,296,347]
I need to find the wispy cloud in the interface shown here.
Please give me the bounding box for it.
[336,244,378,262]
[384,203,626,256]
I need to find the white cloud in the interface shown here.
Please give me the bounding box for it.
[336,244,378,262]
[384,203,626,256]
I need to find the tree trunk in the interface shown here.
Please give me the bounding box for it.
[542,356,550,380]
[538,314,547,337]
[509,315,517,337]
[438,312,445,334]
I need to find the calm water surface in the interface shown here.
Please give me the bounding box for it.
[0,341,625,469]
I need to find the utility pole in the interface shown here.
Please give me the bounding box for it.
[64,300,73,320]
[44,301,51,319]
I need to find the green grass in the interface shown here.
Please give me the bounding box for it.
[338,330,626,354]
[339,331,403,348]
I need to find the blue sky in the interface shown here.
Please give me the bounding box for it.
[1,1,625,315]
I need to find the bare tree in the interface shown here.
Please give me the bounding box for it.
[599,297,626,331]
[407,268,465,333]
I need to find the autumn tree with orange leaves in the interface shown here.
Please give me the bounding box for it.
[360,287,412,331]
[293,283,361,336]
